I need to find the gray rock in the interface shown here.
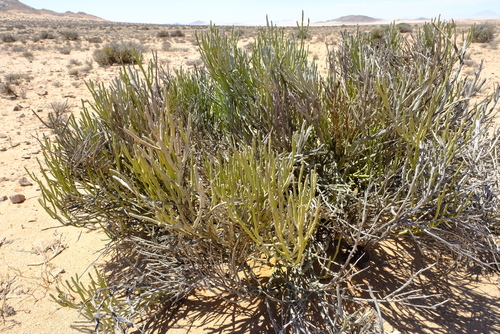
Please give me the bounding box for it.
[9,194,26,204]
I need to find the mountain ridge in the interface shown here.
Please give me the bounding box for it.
[0,0,105,21]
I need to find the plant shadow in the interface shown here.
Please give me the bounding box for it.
[354,237,500,334]
[138,292,272,334]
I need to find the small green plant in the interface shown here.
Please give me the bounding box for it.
[93,41,144,66]
[473,22,496,43]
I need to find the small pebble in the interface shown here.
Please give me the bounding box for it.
[13,105,23,111]
[19,177,33,187]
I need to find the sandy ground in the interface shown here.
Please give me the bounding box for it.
[0,12,499,333]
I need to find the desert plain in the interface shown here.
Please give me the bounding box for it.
[0,9,499,334]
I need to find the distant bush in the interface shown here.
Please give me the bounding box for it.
[170,29,185,37]
[396,22,413,33]
[93,41,144,66]
[157,31,170,38]
[369,25,390,40]
[0,82,18,97]
[4,73,30,85]
[1,34,17,43]
[59,47,72,55]
[60,30,79,41]
[86,36,103,44]
[35,31,57,41]
[22,51,34,61]
[473,22,496,43]
[68,58,82,66]
[161,41,172,51]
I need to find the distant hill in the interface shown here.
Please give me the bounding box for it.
[0,0,104,20]
[323,15,381,23]
[473,10,500,18]
[190,20,208,26]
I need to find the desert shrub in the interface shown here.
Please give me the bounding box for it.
[37,31,56,40]
[1,34,17,43]
[157,30,169,38]
[60,30,79,40]
[22,51,34,61]
[396,22,413,33]
[170,29,185,37]
[161,41,172,51]
[369,25,390,41]
[473,22,496,43]
[59,46,71,55]
[93,41,144,66]
[68,58,82,66]
[0,83,17,97]
[68,68,80,76]
[4,73,29,85]
[11,45,25,52]
[86,36,102,44]
[35,19,500,333]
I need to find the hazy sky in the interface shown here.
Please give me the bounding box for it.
[21,0,500,25]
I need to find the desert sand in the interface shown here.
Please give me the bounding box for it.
[0,11,499,333]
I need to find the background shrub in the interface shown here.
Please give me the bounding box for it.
[170,29,185,37]
[36,19,500,333]
[157,31,169,38]
[1,34,17,43]
[396,22,413,33]
[86,36,103,44]
[37,31,56,40]
[369,25,390,40]
[93,41,144,66]
[59,30,79,41]
[473,22,496,43]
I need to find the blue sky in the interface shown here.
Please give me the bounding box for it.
[21,0,500,25]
